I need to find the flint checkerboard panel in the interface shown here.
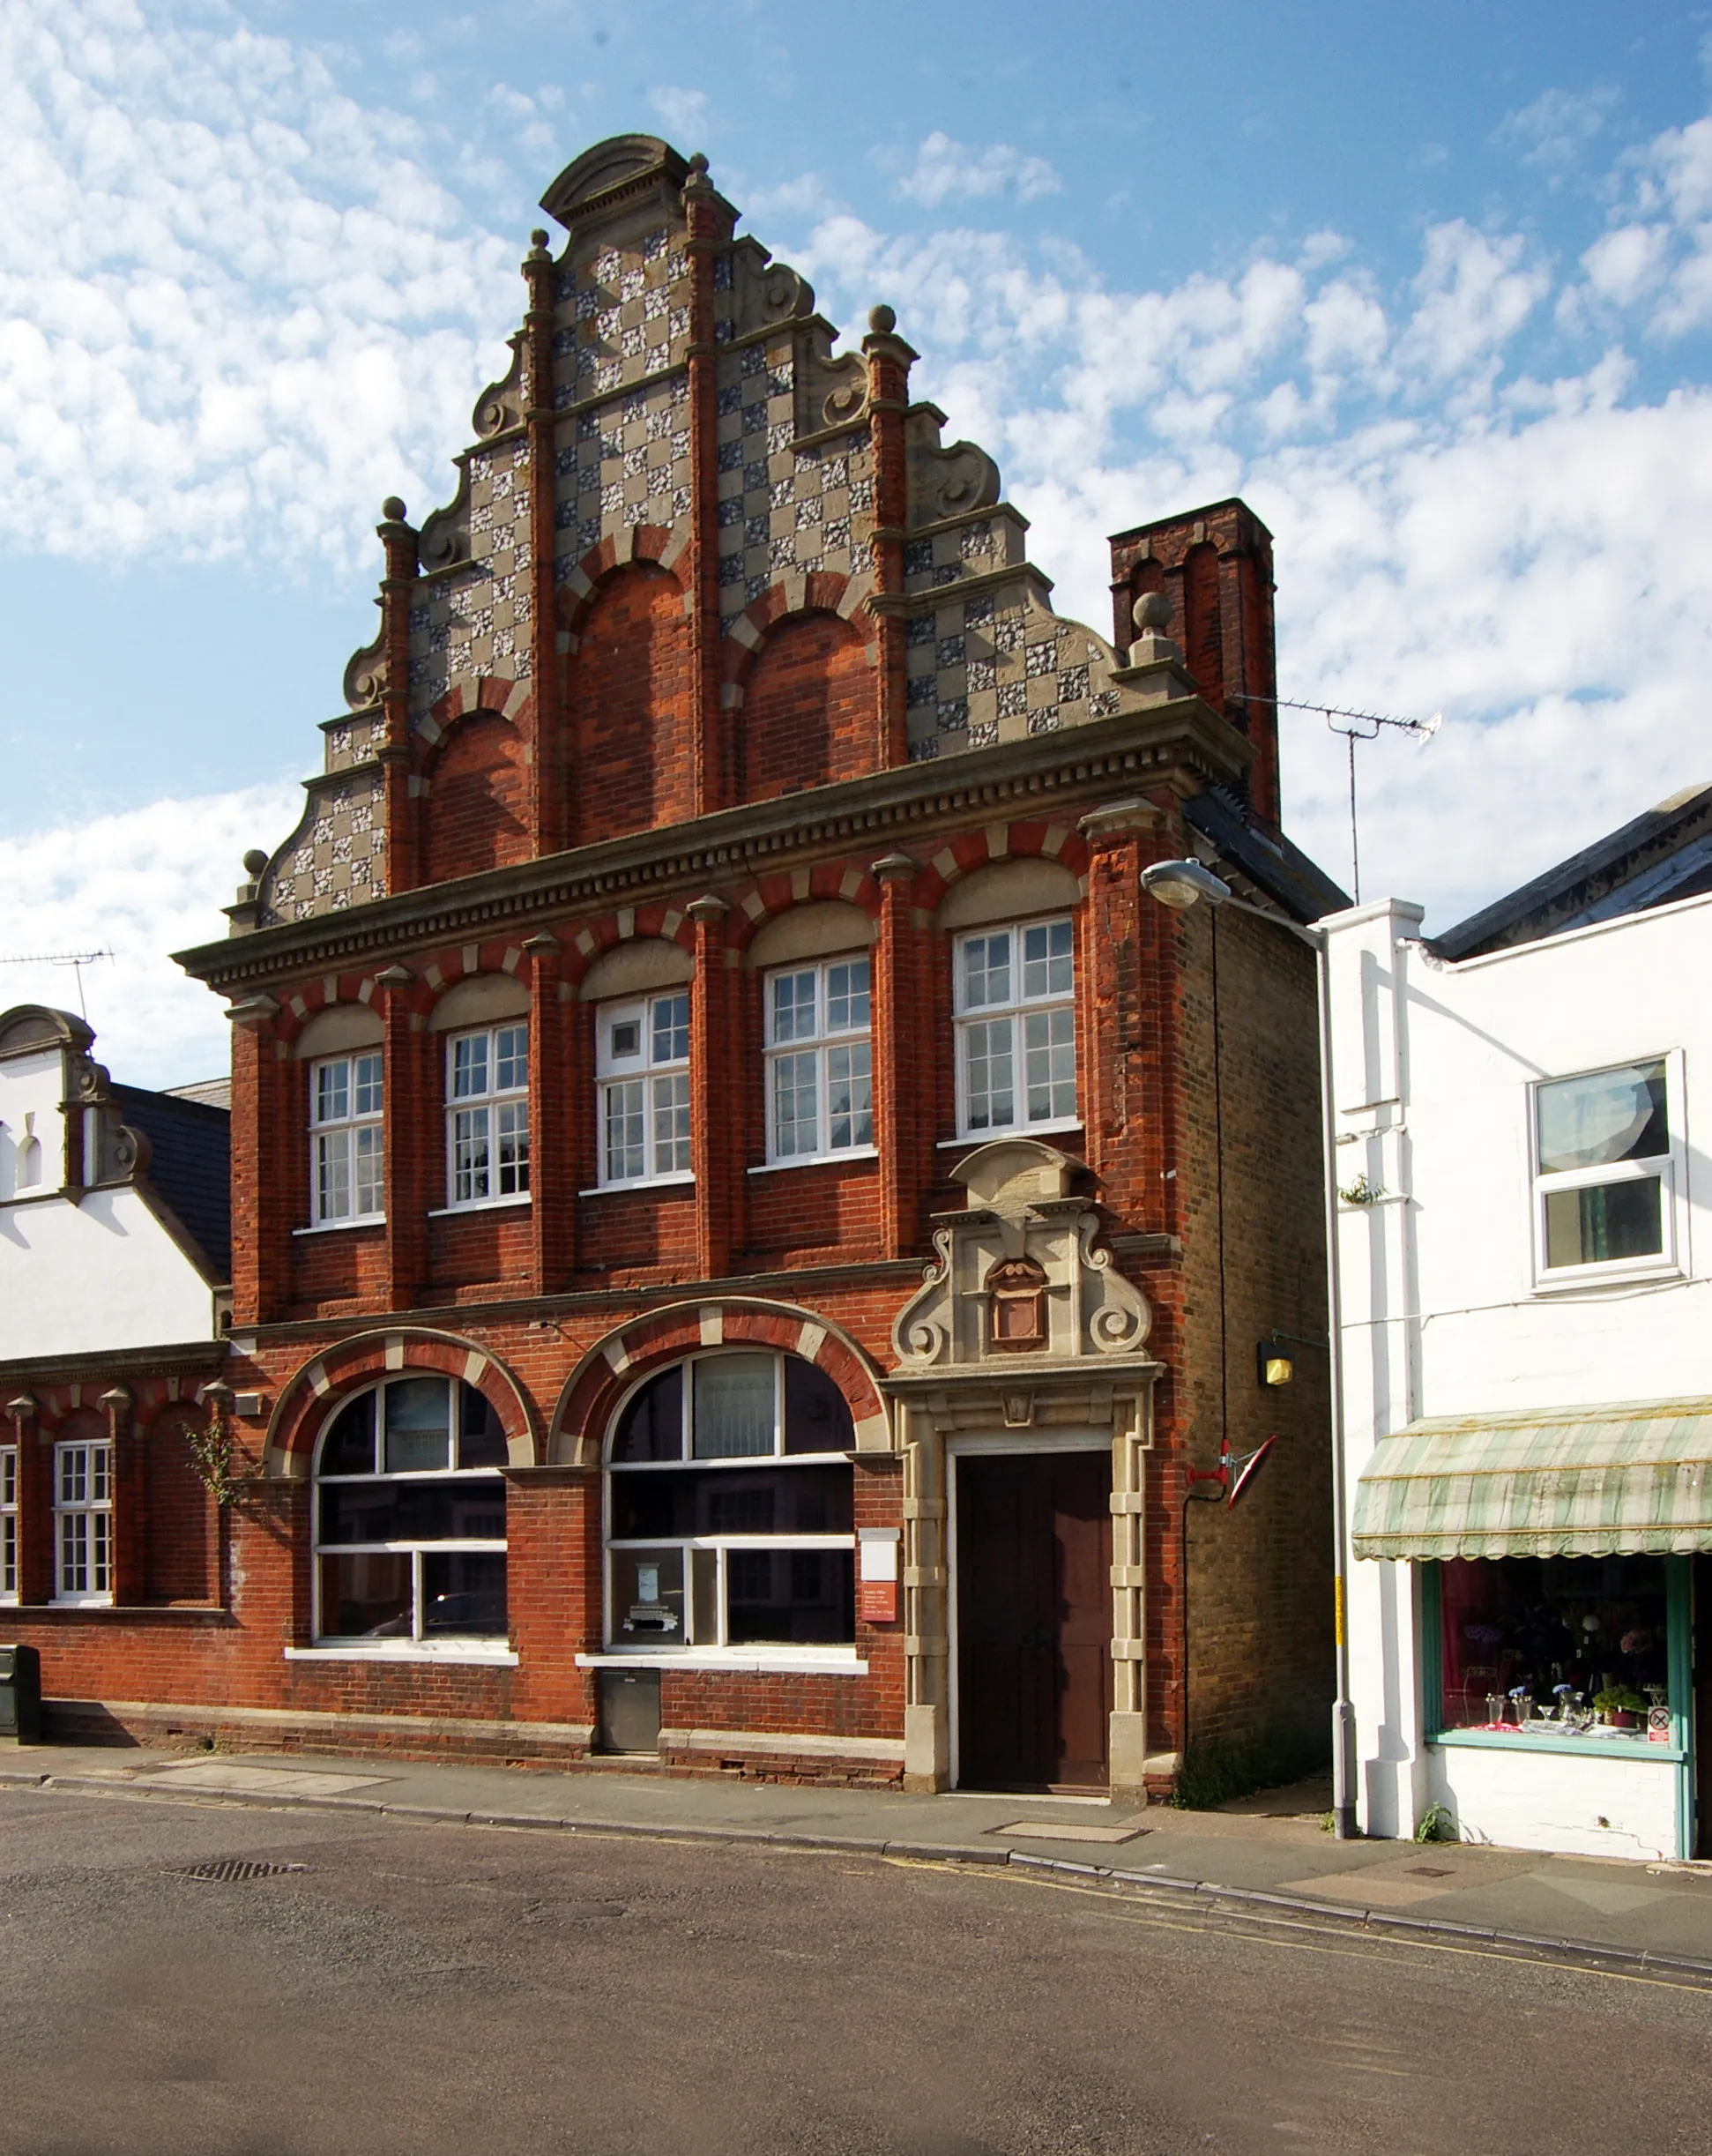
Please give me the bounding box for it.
[259,772,387,926]
[407,440,535,720]
[555,375,692,579]
[904,589,1120,763]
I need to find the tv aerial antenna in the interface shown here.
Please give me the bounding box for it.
[0,947,114,1021]
[1233,693,1441,904]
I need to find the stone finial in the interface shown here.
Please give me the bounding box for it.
[529,228,549,250]
[868,303,897,336]
[1125,587,1186,671]
[242,849,269,879]
[381,496,407,523]
[684,151,711,194]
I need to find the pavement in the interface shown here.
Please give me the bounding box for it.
[5,1738,1712,1986]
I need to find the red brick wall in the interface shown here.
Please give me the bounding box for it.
[144,1411,215,1604]
[425,713,529,883]
[740,611,873,802]
[570,563,694,843]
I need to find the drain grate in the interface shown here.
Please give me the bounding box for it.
[168,1859,309,1884]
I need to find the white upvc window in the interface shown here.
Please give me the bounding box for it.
[596,993,692,1189]
[447,1024,530,1209]
[54,1440,112,1605]
[764,955,874,1165]
[1,1445,17,1601]
[1530,1054,1685,1287]
[310,1052,384,1225]
[953,915,1077,1138]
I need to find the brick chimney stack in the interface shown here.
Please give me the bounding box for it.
[1108,498,1280,831]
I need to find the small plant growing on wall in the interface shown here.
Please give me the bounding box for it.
[1415,1802,1457,1845]
[184,1389,264,1508]
[1338,1174,1386,1207]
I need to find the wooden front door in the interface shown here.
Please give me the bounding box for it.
[956,1449,1113,1790]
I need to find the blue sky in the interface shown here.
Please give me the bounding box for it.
[5,0,1712,1080]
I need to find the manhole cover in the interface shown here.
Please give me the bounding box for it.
[1404,1864,1455,1879]
[168,1859,308,1884]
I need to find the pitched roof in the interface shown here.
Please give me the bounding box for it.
[1185,786,1351,924]
[112,1083,232,1285]
[1433,780,1712,960]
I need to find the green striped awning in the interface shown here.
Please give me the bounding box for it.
[1351,1398,1712,1560]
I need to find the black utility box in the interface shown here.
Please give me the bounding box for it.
[0,1643,41,1743]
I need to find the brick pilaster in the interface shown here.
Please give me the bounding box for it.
[1077,800,1165,1204]
[522,230,564,856]
[8,1394,49,1606]
[231,1007,292,1328]
[378,965,428,1307]
[862,305,916,770]
[682,154,727,816]
[376,500,421,895]
[525,932,571,1291]
[872,851,922,1257]
[688,894,733,1279]
[103,1384,144,1607]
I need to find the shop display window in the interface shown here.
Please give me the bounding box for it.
[1435,1555,1674,1743]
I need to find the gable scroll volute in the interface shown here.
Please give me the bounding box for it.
[890,1139,1150,1370]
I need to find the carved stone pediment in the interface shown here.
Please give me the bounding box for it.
[890,1139,1150,1371]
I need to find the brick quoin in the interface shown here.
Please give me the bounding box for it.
[19,135,1344,1801]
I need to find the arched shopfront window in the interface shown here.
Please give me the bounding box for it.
[606,1350,856,1650]
[314,1376,509,1645]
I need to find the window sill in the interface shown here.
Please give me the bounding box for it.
[294,1216,385,1237]
[1530,1260,1685,1295]
[428,1196,532,1218]
[50,1596,115,1610]
[286,1643,520,1666]
[579,1174,696,1197]
[577,1648,869,1675]
[748,1149,878,1175]
[937,1120,1083,1149]
[1431,1727,1684,1764]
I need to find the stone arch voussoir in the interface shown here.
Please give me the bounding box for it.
[263,1327,541,1478]
[549,1298,891,1466]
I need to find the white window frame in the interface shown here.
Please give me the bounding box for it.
[309,1376,510,1656]
[594,992,694,1190]
[951,914,1078,1141]
[603,1349,856,1657]
[1529,1049,1687,1293]
[0,1444,17,1602]
[309,1050,385,1227]
[53,1439,112,1606]
[762,954,875,1168]
[444,1023,531,1212]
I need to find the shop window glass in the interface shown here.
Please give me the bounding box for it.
[0,1445,16,1601]
[606,1349,857,1650]
[314,1378,508,1645]
[1436,1555,1672,1741]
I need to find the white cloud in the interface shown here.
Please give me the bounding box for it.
[649,85,709,139]
[0,781,301,1089]
[893,131,1061,210]
[0,0,520,573]
[1494,85,1619,170]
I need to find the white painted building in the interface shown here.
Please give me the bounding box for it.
[1325,787,1712,1862]
[0,1007,229,1359]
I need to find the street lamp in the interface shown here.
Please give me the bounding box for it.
[1139,858,1358,1840]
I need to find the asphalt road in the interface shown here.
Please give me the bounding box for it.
[3,1786,1708,2156]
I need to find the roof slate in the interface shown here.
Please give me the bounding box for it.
[113,1083,232,1285]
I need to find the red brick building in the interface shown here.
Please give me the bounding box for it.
[11,136,1346,1799]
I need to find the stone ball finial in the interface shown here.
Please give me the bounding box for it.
[1133,591,1172,635]
[868,303,897,336]
[382,496,406,523]
[242,849,270,879]
[529,228,549,249]
[688,152,709,173]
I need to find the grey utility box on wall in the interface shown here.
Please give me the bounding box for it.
[0,1643,41,1743]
